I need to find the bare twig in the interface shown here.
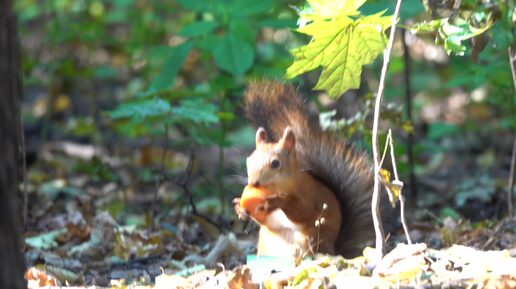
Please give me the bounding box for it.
[482,219,506,249]
[399,195,411,243]
[509,47,516,92]
[180,149,197,212]
[371,0,404,260]
[379,130,412,244]
[449,0,462,20]
[387,131,400,181]
[178,149,221,231]
[387,130,411,244]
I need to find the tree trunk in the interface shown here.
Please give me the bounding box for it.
[0,0,27,288]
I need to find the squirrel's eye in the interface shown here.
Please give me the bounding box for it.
[270,159,280,169]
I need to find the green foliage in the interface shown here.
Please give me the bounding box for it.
[212,34,255,75]
[101,0,294,146]
[109,97,219,140]
[146,43,194,96]
[110,98,173,121]
[286,0,393,97]
[428,122,459,140]
[15,0,516,219]
[410,16,493,55]
[74,158,118,182]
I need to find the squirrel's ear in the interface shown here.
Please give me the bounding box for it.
[255,127,267,146]
[280,127,295,151]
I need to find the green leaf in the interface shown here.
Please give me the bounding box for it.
[292,269,310,286]
[171,99,220,125]
[176,0,215,13]
[93,65,117,79]
[439,207,461,221]
[228,19,256,43]
[427,122,459,139]
[258,18,297,29]
[286,11,392,97]
[180,21,219,37]
[410,17,494,56]
[109,98,172,120]
[212,34,254,75]
[148,42,193,93]
[231,0,273,16]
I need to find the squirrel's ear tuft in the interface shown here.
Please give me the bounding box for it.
[256,127,267,146]
[280,127,296,151]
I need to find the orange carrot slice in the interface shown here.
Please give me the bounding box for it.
[240,185,272,223]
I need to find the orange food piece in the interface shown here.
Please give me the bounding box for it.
[240,185,273,223]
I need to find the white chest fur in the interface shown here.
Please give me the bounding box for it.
[263,209,302,230]
[257,209,309,256]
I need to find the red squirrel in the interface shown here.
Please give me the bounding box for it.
[234,80,376,258]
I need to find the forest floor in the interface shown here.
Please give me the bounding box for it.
[22,133,516,289]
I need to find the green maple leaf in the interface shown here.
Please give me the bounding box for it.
[286,11,393,97]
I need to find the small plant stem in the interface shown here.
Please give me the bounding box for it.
[20,115,27,230]
[509,47,516,92]
[401,28,417,204]
[150,124,169,231]
[218,94,228,215]
[508,135,515,218]
[386,130,411,244]
[508,47,516,218]
[371,0,403,260]
[180,149,221,231]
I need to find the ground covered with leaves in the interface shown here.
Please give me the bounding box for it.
[21,137,516,289]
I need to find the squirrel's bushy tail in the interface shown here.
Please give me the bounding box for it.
[245,80,375,257]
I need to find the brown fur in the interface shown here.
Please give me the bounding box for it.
[245,80,375,257]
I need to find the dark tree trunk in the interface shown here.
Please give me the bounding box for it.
[0,0,27,288]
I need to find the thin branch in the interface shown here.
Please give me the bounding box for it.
[388,130,400,181]
[509,48,516,92]
[379,132,390,168]
[178,148,222,231]
[386,129,411,244]
[371,0,404,260]
[399,195,411,244]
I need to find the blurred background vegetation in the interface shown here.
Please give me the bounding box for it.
[15,0,515,230]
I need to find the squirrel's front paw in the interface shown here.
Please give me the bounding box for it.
[233,198,248,220]
[256,195,281,212]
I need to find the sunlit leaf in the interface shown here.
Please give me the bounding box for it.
[286,11,392,97]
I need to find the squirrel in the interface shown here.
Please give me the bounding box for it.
[234,80,377,258]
